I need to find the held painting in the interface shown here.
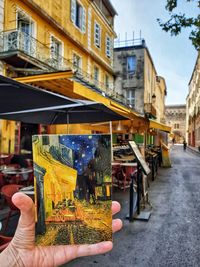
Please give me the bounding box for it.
[32,134,112,246]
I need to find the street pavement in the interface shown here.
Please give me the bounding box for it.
[65,145,200,267]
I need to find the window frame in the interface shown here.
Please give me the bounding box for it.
[73,52,82,74]
[105,34,111,58]
[127,56,136,79]
[126,89,135,108]
[105,74,109,89]
[94,65,100,85]
[71,0,86,33]
[94,21,101,49]
[50,35,63,60]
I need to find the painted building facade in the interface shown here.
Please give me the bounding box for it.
[165,105,186,143]
[186,52,200,148]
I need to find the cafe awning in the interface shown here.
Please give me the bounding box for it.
[15,71,144,121]
[0,74,86,113]
[149,119,171,133]
[0,101,128,124]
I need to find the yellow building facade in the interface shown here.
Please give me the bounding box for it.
[3,0,116,83]
[0,0,119,153]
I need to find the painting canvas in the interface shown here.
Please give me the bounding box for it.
[32,134,112,246]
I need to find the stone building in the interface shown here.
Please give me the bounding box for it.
[113,39,167,123]
[186,51,200,148]
[165,105,186,143]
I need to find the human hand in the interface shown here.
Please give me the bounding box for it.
[0,192,122,267]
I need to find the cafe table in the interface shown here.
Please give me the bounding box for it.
[1,168,33,175]
[1,167,33,184]
[0,155,9,165]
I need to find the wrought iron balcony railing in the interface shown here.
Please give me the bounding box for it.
[0,29,71,71]
[0,30,128,108]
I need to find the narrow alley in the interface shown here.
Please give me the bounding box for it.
[66,145,200,267]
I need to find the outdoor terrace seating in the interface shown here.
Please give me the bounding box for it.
[1,184,23,233]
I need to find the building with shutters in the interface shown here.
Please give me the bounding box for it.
[186,52,200,148]
[0,0,123,153]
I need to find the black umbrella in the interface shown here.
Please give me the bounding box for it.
[0,101,127,124]
[0,75,82,113]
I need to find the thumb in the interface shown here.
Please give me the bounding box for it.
[11,192,35,249]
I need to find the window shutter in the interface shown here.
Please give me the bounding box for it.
[99,26,101,48]
[111,38,114,58]
[82,7,86,33]
[71,0,76,24]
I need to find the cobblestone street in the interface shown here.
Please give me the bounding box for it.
[66,145,200,267]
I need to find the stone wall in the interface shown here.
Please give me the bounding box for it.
[165,105,186,143]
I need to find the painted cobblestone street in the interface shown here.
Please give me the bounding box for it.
[66,145,200,267]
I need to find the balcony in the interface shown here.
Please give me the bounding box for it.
[0,30,129,108]
[0,30,71,73]
[144,103,157,118]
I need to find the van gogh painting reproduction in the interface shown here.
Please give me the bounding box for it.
[32,134,112,245]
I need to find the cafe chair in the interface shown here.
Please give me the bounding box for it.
[112,165,129,191]
[0,173,5,189]
[6,164,21,169]
[0,173,6,209]
[0,234,12,252]
[25,158,33,168]
[9,174,23,185]
[1,184,23,232]
[112,164,121,188]
[3,154,13,165]
[19,172,34,187]
[120,166,137,192]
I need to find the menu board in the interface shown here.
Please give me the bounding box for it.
[128,141,151,175]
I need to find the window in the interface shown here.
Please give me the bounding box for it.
[17,10,35,55]
[94,22,101,48]
[94,66,99,85]
[126,89,135,108]
[105,74,109,89]
[106,35,111,58]
[174,123,179,129]
[73,53,82,74]
[127,56,136,78]
[51,36,62,61]
[71,0,86,33]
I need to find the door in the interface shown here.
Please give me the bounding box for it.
[17,11,34,55]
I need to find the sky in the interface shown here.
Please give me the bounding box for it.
[111,0,199,105]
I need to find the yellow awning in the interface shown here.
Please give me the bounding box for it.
[149,119,171,133]
[15,71,144,121]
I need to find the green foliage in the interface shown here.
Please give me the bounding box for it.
[157,0,200,50]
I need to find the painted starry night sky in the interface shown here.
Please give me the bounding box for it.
[59,135,111,175]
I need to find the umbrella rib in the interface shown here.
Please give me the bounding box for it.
[50,111,60,124]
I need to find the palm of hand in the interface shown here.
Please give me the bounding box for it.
[1,193,122,267]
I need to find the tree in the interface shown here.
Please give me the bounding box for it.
[157,0,200,50]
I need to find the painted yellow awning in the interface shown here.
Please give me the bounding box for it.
[149,119,171,133]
